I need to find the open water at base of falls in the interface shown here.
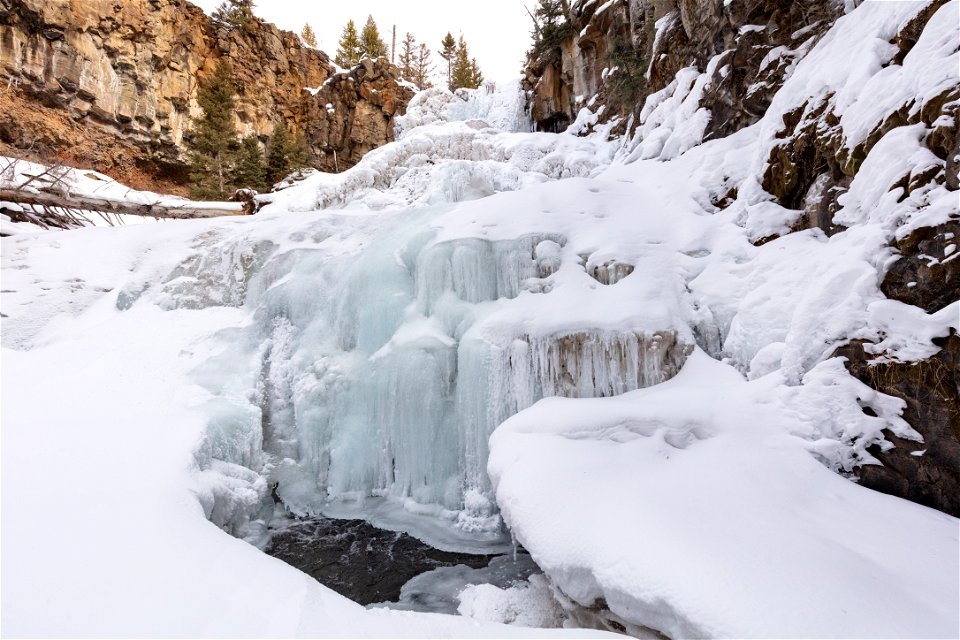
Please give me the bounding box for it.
[265,512,536,610]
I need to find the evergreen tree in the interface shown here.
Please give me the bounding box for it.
[266,120,292,185]
[335,20,361,68]
[212,0,256,33]
[289,133,310,170]
[360,15,388,59]
[233,135,267,192]
[469,57,483,88]
[530,0,572,58]
[450,36,483,90]
[439,32,456,90]
[187,61,239,200]
[413,43,435,90]
[536,0,564,26]
[398,32,417,81]
[266,121,312,185]
[300,23,317,48]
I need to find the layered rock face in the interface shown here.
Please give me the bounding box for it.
[0,0,412,192]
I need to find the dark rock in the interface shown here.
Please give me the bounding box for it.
[266,516,496,605]
[882,221,960,314]
[835,335,960,517]
[523,0,841,135]
[302,58,415,173]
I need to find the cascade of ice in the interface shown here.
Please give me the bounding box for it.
[179,82,689,548]
[208,215,694,546]
[454,327,691,523]
[396,79,534,138]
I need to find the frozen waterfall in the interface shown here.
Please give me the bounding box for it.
[190,215,692,548]
[169,80,687,549]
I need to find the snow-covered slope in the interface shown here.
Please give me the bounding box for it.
[2,2,958,637]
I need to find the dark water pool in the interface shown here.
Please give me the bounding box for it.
[265,515,498,605]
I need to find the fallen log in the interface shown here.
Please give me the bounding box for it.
[0,187,248,221]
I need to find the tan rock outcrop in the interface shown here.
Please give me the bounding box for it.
[0,0,412,192]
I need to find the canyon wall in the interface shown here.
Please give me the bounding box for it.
[524,0,845,136]
[0,0,412,192]
[525,0,959,517]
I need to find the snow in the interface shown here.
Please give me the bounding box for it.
[594,0,616,17]
[756,0,959,164]
[3,1,959,637]
[488,350,959,639]
[834,123,956,240]
[625,66,712,161]
[375,553,565,628]
[258,81,611,215]
[457,574,566,628]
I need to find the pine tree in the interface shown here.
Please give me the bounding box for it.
[301,23,317,48]
[413,43,435,90]
[398,32,417,81]
[360,15,388,59]
[289,133,310,170]
[266,121,292,185]
[450,36,483,90]
[266,122,312,184]
[233,135,267,192]
[536,0,564,26]
[212,0,256,33]
[335,20,361,68]
[470,57,483,88]
[531,0,572,58]
[439,32,456,90]
[188,61,239,200]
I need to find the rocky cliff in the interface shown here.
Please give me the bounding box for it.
[303,58,415,174]
[0,0,413,193]
[525,0,845,135]
[526,0,959,517]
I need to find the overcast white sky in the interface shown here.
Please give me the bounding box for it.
[191,0,534,82]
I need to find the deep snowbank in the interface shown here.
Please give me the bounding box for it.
[489,350,959,638]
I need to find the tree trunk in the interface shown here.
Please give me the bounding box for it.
[0,187,247,221]
[217,151,225,198]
